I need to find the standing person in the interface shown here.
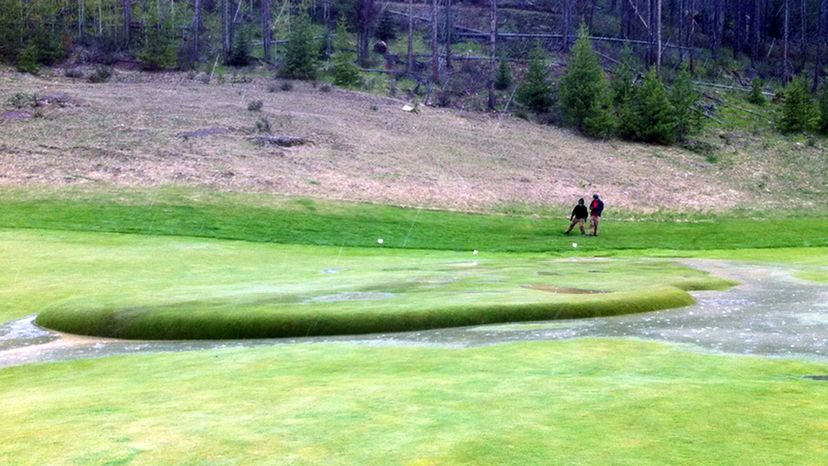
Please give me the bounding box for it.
[589,194,604,236]
[565,198,588,235]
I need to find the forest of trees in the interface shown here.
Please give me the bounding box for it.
[2,0,828,141]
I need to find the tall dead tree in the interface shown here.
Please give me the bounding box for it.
[711,0,724,60]
[123,0,131,46]
[655,0,662,71]
[261,0,271,62]
[562,0,572,51]
[221,0,230,58]
[193,0,201,56]
[487,0,497,110]
[751,0,762,64]
[816,0,828,89]
[800,0,807,70]
[431,0,439,83]
[784,0,790,81]
[324,0,331,57]
[357,0,377,67]
[445,0,453,69]
[407,0,414,73]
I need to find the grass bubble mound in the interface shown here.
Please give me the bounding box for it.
[27,232,736,340]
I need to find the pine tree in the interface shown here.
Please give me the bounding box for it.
[748,79,766,105]
[494,58,512,91]
[227,26,252,67]
[558,24,616,137]
[628,68,677,144]
[611,48,636,139]
[330,18,360,87]
[374,9,396,41]
[283,12,318,80]
[818,85,828,135]
[515,46,553,113]
[777,76,815,133]
[670,63,703,140]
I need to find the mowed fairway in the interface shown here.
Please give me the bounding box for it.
[0,229,732,339]
[1,339,827,465]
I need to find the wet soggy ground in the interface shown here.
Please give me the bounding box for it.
[1,260,826,368]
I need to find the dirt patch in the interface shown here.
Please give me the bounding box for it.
[1,110,31,121]
[0,70,825,212]
[523,284,607,294]
[804,375,828,381]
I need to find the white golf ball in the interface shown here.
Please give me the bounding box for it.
[472,250,479,256]
[377,238,384,244]
[572,242,578,248]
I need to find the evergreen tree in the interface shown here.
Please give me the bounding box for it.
[817,85,828,135]
[330,18,361,87]
[494,58,512,91]
[283,12,318,80]
[777,76,815,133]
[748,78,766,105]
[611,48,637,138]
[226,26,252,67]
[515,46,553,113]
[558,24,616,138]
[670,63,703,140]
[628,69,677,144]
[374,10,396,41]
[138,20,178,70]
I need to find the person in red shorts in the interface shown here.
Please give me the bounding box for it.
[589,194,604,236]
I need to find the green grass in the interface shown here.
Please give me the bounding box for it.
[0,229,731,338]
[1,339,826,464]
[1,188,826,253]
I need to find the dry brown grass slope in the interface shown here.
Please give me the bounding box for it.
[0,70,825,212]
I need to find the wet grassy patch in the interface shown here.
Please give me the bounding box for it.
[0,339,826,464]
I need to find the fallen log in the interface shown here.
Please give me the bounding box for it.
[249,135,309,147]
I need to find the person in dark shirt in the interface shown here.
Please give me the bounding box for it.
[565,198,588,235]
[589,194,604,236]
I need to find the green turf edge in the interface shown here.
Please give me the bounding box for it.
[36,285,699,340]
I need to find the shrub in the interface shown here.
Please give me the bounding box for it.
[62,68,81,79]
[558,24,616,138]
[247,100,263,112]
[282,13,318,80]
[331,52,360,87]
[280,81,294,91]
[435,90,451,107]
[15,44,40,74]
[627,69,677,144]
[748,79,766,105]
[494,58,512,91]
[255,117,271,134]
[87,65,113,83]
[777,76,815,134]
[320,83,333,93]
[515,46,553,113]
[7,93,39,109]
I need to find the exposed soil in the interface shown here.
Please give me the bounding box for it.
[1,70,825,212]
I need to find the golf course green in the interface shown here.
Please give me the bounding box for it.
[1,188,827,464]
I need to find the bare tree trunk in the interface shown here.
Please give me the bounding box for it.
[562,0,572,51]
[734,1,744,59]
[784,0,790,81]
[445,0,453,69]
[800,0,807,70]
[78,0,85,39]
[97,0,103,36]
[816,0,828,90]
[655,0,662,71]
[221,0,230,58]
[751,0,761,64]
[324,0,331,57]
[262,0,271,62]
[431,0,439,83]
[487,0,497,110]
[194,0,201,56]
[407,0,414,73]
[712,0,724,60]
[358,0,375,67]
[123,0,131,46]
